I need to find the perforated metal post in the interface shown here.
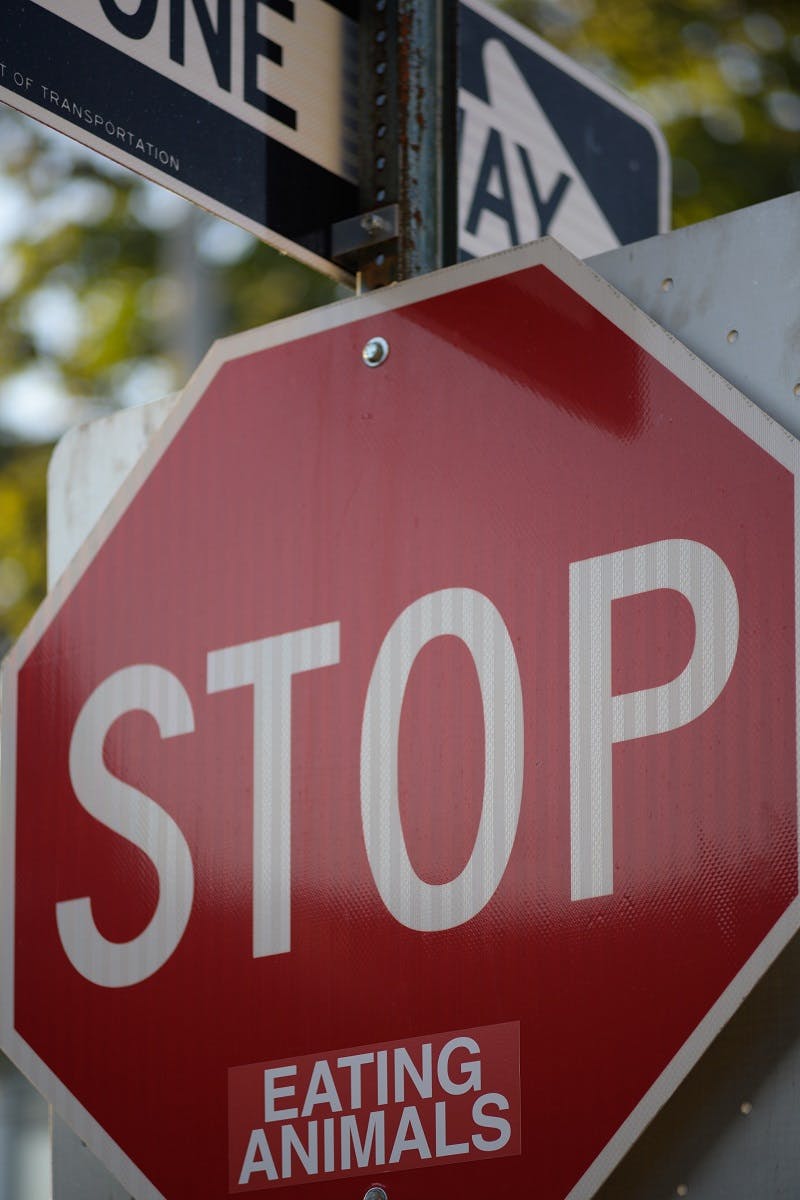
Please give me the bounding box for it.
[332,0,458,288]
[395,0,458,280]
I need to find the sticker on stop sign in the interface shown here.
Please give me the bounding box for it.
[1,238,798,1200]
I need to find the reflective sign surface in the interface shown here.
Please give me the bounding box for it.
[2,241,798,1200]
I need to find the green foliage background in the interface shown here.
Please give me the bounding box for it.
[0,0,798,649]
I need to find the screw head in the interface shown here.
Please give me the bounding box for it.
[362,336,389,368]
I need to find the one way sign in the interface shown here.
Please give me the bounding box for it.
[458,0,670,260]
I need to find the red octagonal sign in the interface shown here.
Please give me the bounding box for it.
[2,241,799,1200]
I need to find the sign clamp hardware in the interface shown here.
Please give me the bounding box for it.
[330,204,399,276]
[330,0,401,288]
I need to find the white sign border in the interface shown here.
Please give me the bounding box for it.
[1,235,797,1200]
[0,87,354,286]
[461,0,672,238]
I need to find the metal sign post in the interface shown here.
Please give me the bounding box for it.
[331,0,458,287]
[0,2,668,280]
[395,0,458,279]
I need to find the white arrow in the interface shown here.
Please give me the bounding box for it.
[459,38,621,259]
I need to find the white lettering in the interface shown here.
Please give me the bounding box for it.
[238,1128,278,1184]
[361,587,523,932]
[340,1111,385,1169]
[388,1106,431,1164]
[207,622,340,957]
[323,1117,335,1172]
[29,0,356,183]
[281,1120,318,1178]
[54,540,740,994]
[472,1092,512,1151]
[336,1053,374,1109]
[435,1100,469,1156]
[264,1065,298,1122]
[393,1044,432,1102]
[376,1049,388,1107]
[570,539,739,899]
[301,1060,343,1117]
[56,665,194,988]
[437,1037,482,1095]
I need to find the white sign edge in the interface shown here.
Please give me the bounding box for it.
[0,87,354,287]
[1,234,798,1200]
[460,0,672,236]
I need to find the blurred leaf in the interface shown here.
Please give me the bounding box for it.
[0,443,48,647]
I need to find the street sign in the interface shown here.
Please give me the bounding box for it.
[0,1,667,279]
[459,0,670,259]
[3,238,798,1200]
[0,0,360,279]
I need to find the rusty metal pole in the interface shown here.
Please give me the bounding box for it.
[395,0,458,280]
[334,0,458,288]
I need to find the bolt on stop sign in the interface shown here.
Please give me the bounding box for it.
[2,240,799,1200]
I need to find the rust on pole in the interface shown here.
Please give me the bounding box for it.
[332,0,458,288]
[396,0,458,281]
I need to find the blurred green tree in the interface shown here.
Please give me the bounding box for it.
[0,442,48,650]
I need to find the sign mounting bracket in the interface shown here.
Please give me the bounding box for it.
[330,204,399,275]
[338,0,458,289]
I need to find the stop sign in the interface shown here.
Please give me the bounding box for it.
[2,239,798,1200]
